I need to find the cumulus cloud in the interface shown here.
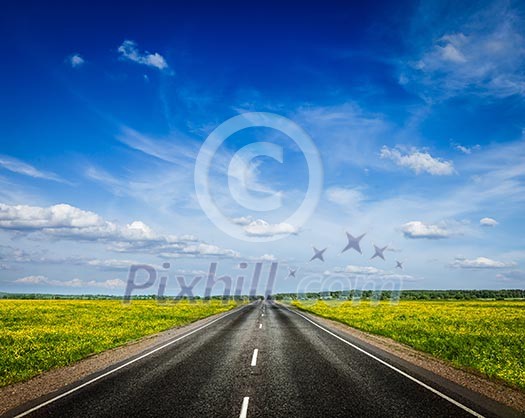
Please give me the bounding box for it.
[118,40,169,71]
[480,217,498,227]
[231,216,253,226]
[15,275,126,289]
[0,203,105,230]
[242,219,300,237]
[401,221,450,239]
[0,154,65,182]
[380,146,454,175]
[451,257,516,269]
[0,203,240,258]
[67,53,85,68]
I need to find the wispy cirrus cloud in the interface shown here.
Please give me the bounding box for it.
[0,154,66,183]
[451,142,480,154]
[400,1,525,100]
[496,270,525,281]
[325,187,365,207]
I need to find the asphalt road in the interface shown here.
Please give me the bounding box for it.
[6,301,522,418]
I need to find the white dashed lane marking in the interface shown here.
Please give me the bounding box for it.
[239,396,250,418]
[251,349,258,367]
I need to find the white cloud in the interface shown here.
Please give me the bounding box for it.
[480,217,498,227]
[242,219,300,237]
[401,3,525,99]
[324,266,417,282]
[325,187,365,207]
[256,254,277,261]
[401,221,450,239]
[451,257,516,269]
[293,102,390,170]
[67,54,85,68]
[0,154,65,182]
[0,203,104,230]
[242,253,278,262]
[85,126,202,214]
[0,203,240,258]
[15,275,48,284]
[380,146,455,175]
[232,216,253,226]
[15,275,126,289]
[86,259,138,270]
[496,270,525,281]
[336,265,385,275]
[439,43,466,64]
[118,40,169,71]
[181,243,240,258]
[452,143,480,154]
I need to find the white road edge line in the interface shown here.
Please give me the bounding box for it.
[285,307,485,418]
[13,305,250,418]
[251,349,259,366]
[239,396,250,418]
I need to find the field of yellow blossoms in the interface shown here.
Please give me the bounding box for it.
[293,300,525,390]
[0,299,238,387]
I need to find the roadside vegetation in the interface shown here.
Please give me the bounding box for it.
[0,299,239,387]
[293,300,525,390]
[274,289,525,301]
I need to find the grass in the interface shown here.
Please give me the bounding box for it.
[0,299,239,387]
[293,299,525,390]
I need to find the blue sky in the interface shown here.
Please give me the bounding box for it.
[0,0,524,295]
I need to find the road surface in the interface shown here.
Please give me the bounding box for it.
[6,301,522,418]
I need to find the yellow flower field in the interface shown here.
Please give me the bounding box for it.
[0,299,239,387]
[293,300,525,390]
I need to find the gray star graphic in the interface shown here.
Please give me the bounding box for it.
[341,231,366,254]
[288,267,297,278]
[310,247,327,262]
[371,245,388,260]
[395,260,403,269]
